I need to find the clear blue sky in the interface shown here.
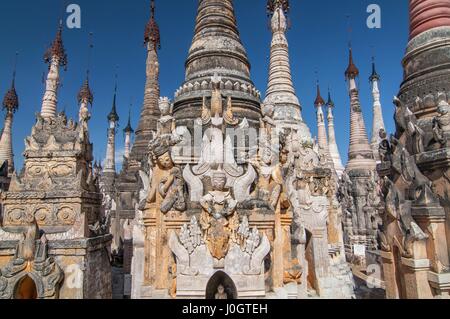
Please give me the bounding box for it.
[0,0,409,170]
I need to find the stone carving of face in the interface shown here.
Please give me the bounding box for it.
[212,174,227,191]
[159,100,171,116]
[217,285,225,294]
[157,152,174,169]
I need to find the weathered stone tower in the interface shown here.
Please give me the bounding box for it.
[130,0,354,300]
[340,48,380,263]
[113,1,162,298]
[264,0,311,140]
[173,0,262,133]
[0,26,112,299]
[377,0,450,299]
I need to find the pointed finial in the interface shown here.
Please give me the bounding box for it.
[77,77,94,106]
[3,52,20,113]
[314,80,325,107]
[267,0,290,15]
[44,20,68,68]
[144,0,161,49]
[124,106,134,134]
[108,71,120,123]
[345,46,359,79]
[369,54,380,82]
[326,87,335,108]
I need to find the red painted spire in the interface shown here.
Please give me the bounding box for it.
[409,0,450,40]
[44,21,68,67]
[345,47,359,79]
[144,0,161,49]
[314,84,325,107]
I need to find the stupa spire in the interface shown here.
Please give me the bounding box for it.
[369,56,385,162]
[326,89,345,177]
[314,82,331,165]
[41,21,67,119]
[185,0,251,83]
[104,79,120,174]
[345,47,376,171]
[0,52,19,173]
[78,34,94,125]
[123,108,134,160]
[264,0,311,139]
[173,0,261,132]
[133,0,161,161]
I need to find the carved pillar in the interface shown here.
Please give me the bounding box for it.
[272,209,285,288]
[401,256,433,299]
[311,227,331,296]
[143,215,157,286]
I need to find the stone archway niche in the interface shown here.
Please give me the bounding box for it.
[205,271,238,299]
[14,275,38,299]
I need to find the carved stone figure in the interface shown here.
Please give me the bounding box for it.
[147,149,186,214]
[200,170,237,221]
[432,100,450,146]
[390,136,437,205]
[193,75,242,177]
[260,103,276,141]
[215,284,227,299]
[394,96,425,154]
[200,170,237,260]
[17,218,39,262]
[283,259,302,285]
[378,128,392,163]
[0,221,64,299]
[380,177,428,257]
[156,97,181,149]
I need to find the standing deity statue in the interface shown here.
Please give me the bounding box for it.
[156,97,180,147]
[147,147,186,214]
[200,170,238,260]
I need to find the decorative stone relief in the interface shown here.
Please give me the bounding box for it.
[0,220,64,299]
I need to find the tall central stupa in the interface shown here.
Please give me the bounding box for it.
[173,0,262,128]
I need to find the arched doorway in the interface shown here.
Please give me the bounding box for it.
[205,271,238,299]
[14,275,38,299]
